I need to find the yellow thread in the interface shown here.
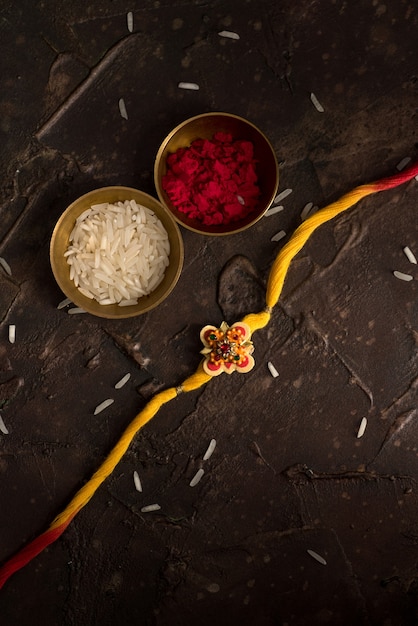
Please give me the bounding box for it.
[2,162,418,593]
[181,363,212,392]
[48,181,379,531]
[49,368,212,530]
[50,387,178,529]
[266,184,376,308]
[241,310,271,333]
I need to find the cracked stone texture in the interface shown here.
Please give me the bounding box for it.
[0,1,418,625]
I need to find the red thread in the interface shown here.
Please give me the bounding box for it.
[374,161,418,191]
[0,517,73,590]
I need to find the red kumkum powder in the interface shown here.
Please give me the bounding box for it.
[162,132,260,226]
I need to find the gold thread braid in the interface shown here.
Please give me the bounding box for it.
[266,184,376,309]
[241,310,271,333]
[50,387,179,528]
[181,363,212,392]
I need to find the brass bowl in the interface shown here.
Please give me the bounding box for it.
[154,112,279,235]
[50,186,184,319]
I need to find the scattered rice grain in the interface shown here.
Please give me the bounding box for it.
[307,549,327,565]
[115,373,131,389]
[396,157,411,171]
[133,470,142,492]
[271,230,286,242]
[301,202,314,220]
[310,92,324,112]
[203,439,216,461]
[0,257,12,276]
[141,504,161,513]
[357,417,367,439]
[127,11,134,32]
[267,361,279,378]
[218,30,240,40]
[403,246,417,264]
[119,98,128,120]
[57,297,72,309]
[68,307,87,314]
[273,188,292,204]
[393,270,413,282]
[8,325,15,344]
[94,398,114,415]
[264,205,284,217]
[0,414,9,435]
[190,468,205,487]
[178,82,199,90]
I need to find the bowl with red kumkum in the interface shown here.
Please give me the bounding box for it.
[154,112,279,235]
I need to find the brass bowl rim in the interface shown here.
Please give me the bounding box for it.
[154,111,279,236]
[50,185,184,319]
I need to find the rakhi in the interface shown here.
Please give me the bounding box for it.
[1,160,417,589]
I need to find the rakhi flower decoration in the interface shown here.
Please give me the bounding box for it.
[200,321,255,376]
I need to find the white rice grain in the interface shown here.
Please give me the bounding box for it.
[115,373,131,389]
[301,202,314,221]
[0,257,12,276]
[78,287,94,299]
[119,98,128,120]
[141,504,161,513]
[307,549,327,565]
[203,439,216,461]
[178,82,199,90]
[396,157,411,171]
[190,468,205,487]
[57,297,72,309]
[127,11,134,32]
[94,398,114,415]
[403,246,417,265]
[119,299,138,306]
[267,361,279,378]
[393,270,413,282]
[310,92,325,112]
[68,307,87,314]
[218,30,240,40]
[273,188,292,204]
[8,325,15,344]
[271,230,286,242]
[264,205,284,217]
[133,470,142,492]
[357,417,367,439]
[0,414,9,435]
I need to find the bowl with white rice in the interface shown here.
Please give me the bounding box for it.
[50,186,184,318]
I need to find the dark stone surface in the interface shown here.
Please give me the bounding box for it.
[1,1,418,624]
